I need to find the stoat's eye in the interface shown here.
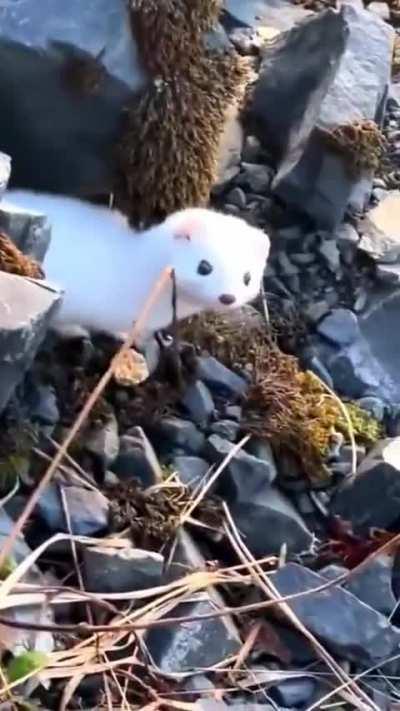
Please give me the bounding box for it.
[197,259,213,276]
[243,272,251,286]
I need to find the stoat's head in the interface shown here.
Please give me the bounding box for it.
[163,208,270,313]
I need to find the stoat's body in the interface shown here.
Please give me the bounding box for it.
[4,190,270,342]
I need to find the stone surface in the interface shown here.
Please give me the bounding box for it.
[237,162,273,193]
[272,677,316,707]
[230,487,313,557]
[180,381,215,426]
[205,434,277,500]
[317,308,360,346]
[331,437,400,530]
[272,562,400,665]
[251,5,394,229]
[25,382,59,426]
[111,426,163,486]
[153,417,206,456]
[82,544,164,593]
[146,529,240,673]
[0,198,51,262]
[0,509,54,656]
[223,0,312,32]
[358,193,400,262]
[171,456,210,490]
[37,483,109,535]
[209,419,240,441]
[196,356,248,399]
[0,273,62,414]
[85,412,119,466]
[345,554,396,617]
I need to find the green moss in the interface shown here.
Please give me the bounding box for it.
[7,651,48,683]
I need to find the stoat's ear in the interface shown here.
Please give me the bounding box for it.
[172,211,203,242]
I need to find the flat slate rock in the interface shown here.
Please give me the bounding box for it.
[0,273,61,413]
[272,563,400,666]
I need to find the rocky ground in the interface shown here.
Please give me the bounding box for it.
[3,0,400,709]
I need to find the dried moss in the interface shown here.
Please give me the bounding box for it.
[322,120,387,176]
[0,232,44,279]
[180,312,381,481]
[117,50,250,227]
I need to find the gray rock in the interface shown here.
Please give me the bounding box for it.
[230,487,314,557]
[0,152,11,198]
[226,187,247,209]
[171,456,210,490]
[197,356,248,399]
[237,162,273,193]
[209,419,240,441]
[376,263,400,284]
[317,308,360,346]
[0,509,54,657]
[320,563,349,582]
[205,434,277,501]
[358,194,400,262]
[37,483,109,535]
[358,289,400,402]
[82,544,164,593]
[0,199,51,262]
[215,107,243,189]
[345,554,396,616]
[368,2,391,21]
[356,395,386,421]
[303,301,330,324]
[224,0,312,32]
[180,381,215,426]
[331,437,400,530]
[85,411,119,466]
[334,221,360,246]
[154,417,206,456]
[224,405,242,421]
[318,239,341,272]
[273,677,316,707]
[0,273,62,414]
[111,426,163,486]
[27,383,59,426]
[272,562,400,665]
[241,135,262,163]
[146,529,240,673]
[252,5,393,230]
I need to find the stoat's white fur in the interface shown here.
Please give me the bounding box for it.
[4,190,270,342]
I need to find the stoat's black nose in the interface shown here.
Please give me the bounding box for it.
[219,294,236,306]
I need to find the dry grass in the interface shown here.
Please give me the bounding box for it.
[0,232,44,279]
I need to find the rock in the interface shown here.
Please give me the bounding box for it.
[237,162,273,193]
[345,554,396,616]
[0,199,51,262]
[153,417,206,456]
[0,0,147,196]
[242,135,262,163]
[180,381,215,426]
[196,356,248,399]
[0,273,62,414]
[331,437,400,530]
[303,301,330,324]
[171,456,210,490]
[223,0,312,32]
[205,434,277,499]
[0,152,11,198]
[272,562,400,665]
[224,405,242,421]
[311,328,400,401]
[376,263,400,284]
[225,187,247,209]
[25,382,59,426]
[111,427,163,486]
[334,221,360,246]
[230,486,313,557]
[359,192,400,263]
[356,395,386,421]
[250,5,394,230]
[85,411,119,466]
[82,544,164,593]
[272,677,316,707]
[318,239,341,272]
[209,419,240,441]
[317,308,360,346]
[37,483,109,535]
[215,105,243,189]
[146,529,240,673]
[0,509,54,657]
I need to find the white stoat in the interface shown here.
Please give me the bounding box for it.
[4,190,270,343]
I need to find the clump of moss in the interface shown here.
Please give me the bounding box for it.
[117,51,250,227]
[180,312,381,481]
[322,120,387,176]
[0,232,44,279]
[129,0,222,76]
[117,0,250,227]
